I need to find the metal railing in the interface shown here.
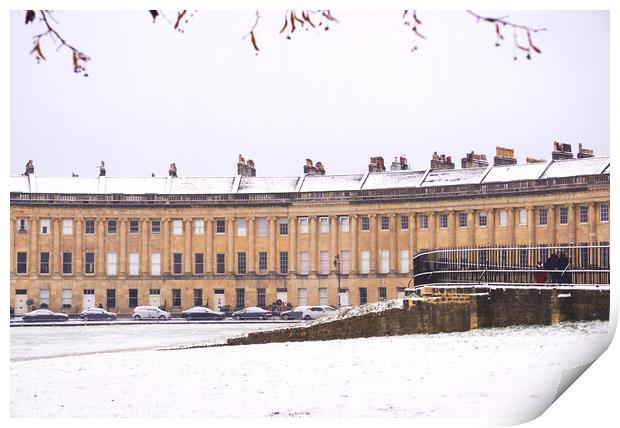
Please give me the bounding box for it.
[412,243,610,288]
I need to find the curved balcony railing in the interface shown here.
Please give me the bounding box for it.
[411,243,610,288]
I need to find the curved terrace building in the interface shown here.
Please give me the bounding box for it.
[10,153,610,315]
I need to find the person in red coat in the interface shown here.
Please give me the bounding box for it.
[534,260,547,284]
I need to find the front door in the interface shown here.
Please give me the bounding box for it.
[276,288,288,305]
[14,290,27,315]
[83,289,95,309]
[339,289,349,306]
[213,289,225,311]
[149,289,161,307]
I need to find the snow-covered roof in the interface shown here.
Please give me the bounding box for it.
[237,177,300,194]
[421,167,488,187]
[482,162,550,184]
[362,170,427,190]
[540,157,610,179]
[300,174,365,192]
[169,177,235,194]
[10,157,609,195]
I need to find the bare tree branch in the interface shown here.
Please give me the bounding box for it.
[30,10,90,75]
[466,10,546,60]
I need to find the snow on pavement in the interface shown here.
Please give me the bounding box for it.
[10,320,610,418]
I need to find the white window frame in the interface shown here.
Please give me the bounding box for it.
[319,251,329,274]
[172,219,183,235]
[399,249,409,274]
[39,288,50,306]
[319,217,329,233]
[600,204,609,223]
[129,253,139,276]
[299,251,309,275]
[518,208,527,226]
[439,213,448,229]
[40,218,50,234]
[107,253,117,276]
[380,250,389,274]
[151,253,161,276]
[236,218,247,237]
[63,219,73,235]
[360,250,370,274]
[298,217,309,234]
[579,206,588,224]
[478,211,487,227]
[194,219,204,235]
[62,288,72,307]
[340,250,350,274]
[339,216,350,233]
[419,215,428,229]
[257,218,268,236]
[498,210,507,226]
[458,212,467,228]
[17,218,28,232]
[298,288,308,306]
[318,288,328,306]
[559,207,568,225]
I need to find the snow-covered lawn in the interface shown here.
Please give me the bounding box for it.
[10,320,610,419]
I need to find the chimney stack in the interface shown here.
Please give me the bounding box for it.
[24,159,34,176]
[577,143,594,159]
[551,141,574,160]
[526,157,546,164]
[493,146,517,166]
[237,154,256,177]
[390,155,409,171]
[303,159,326,175]
[368,156,386,172]
[430,152,455,170]
[168,163,177,177]
[461,151,489,169]
[99,161,106,177]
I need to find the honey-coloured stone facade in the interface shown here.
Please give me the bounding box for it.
[10,171,610,315]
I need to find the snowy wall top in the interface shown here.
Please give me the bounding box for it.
[11,156,609,195]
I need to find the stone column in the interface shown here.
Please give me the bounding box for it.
[588,203,597,243]
[30,218,38,276]
[162,218,170,274]
[567,204,576,244]
[547,205,556,245]
[507,207,515,246]
[75,218,83,275]
[141,218,149,275]
[350,215,358,274]
[330,216,338,273]
[53,218,61,274]
[310,216,318,273]
[184,218,192,273]
[227,217,234,273]
[205,217,213,274]
[467,210,475,247]
[370,214,378,273]
[289,216,297,273]
[119,218,127,275]
[487,208,495,246]
[389,214,397,272]
[409,213,417,262]
[527,207,536,245]
[96,218,105,276]
[448,211,456,248]
[429,212,437,249]
[10,218,15,274]
[268,217,276,273]
[248,217,255,273]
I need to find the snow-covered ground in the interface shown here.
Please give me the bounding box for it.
[10,320,611,420]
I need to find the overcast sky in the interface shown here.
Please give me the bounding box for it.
[10,10,609,178]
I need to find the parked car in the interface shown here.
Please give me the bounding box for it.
[22,309,69,322]
[231,307,271,320]
[80,307,117,321]
[132,306,171,321]
[181,306,225,321]
[280,305,310,320]
[301,305,336,320]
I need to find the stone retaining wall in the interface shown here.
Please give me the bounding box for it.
[226,288,609,346]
